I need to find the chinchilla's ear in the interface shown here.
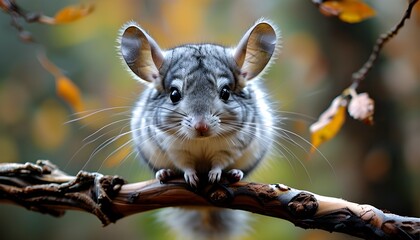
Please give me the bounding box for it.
[233,19,280,83]
[119,22,164,89]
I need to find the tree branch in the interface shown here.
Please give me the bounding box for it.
[0,160,418,240]
[350,0,419,89]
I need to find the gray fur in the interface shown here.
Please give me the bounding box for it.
[120,19,280,239]
[158,208,251,240]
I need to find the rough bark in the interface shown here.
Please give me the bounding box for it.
[0,160,418,240]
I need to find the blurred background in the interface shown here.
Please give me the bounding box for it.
[0,0,419,239]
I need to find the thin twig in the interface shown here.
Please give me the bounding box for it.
[350,0,419,89]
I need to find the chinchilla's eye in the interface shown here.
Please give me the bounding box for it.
[170,87,182,104]
[220,85,231,102]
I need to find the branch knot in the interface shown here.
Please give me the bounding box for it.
[288,192,318,218]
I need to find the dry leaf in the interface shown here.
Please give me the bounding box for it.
[310,96,347,153]
[37,53,84,113]
[348,92,374,125]
[55,76,84,113]
[53,4,94,24]
[320,0,376,23]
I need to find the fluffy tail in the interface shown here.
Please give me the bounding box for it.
[158,207,250,240]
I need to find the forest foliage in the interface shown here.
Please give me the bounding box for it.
[0,1,419,240]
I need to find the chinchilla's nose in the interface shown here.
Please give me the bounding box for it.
[193,116,209,135]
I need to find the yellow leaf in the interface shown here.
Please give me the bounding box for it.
[310,96,347,153]
[56,76,84,113]
[37,53,85,113]
[320,0,375,23]
[53,4,94,24]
